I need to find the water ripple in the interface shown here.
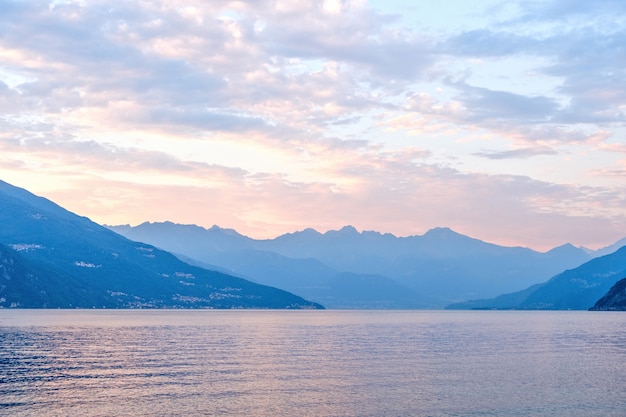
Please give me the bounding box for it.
[1,310,625,416]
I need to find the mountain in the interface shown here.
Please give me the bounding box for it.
[447,246,626,310]
[318,272,426,309]
[110,223,431,308]
[264,226,596,303]
[593,237,626,257]
[0,243,95,308]
[108,222,595,308]
[0,180,322,309]
[590,278,626,311]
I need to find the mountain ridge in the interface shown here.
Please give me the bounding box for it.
[0,180,322,309]
[447,246,626,310]
[108,221,604,308]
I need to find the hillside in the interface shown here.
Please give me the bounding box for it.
[0,180,322,309]
[589,278,626,311]
[447,246,626,310]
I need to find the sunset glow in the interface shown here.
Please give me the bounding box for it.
[1,0,625,250]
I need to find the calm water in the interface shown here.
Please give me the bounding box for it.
[1,310,625,417]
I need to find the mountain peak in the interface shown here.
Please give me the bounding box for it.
[424,227,460,238]
[545,243,588,258]
[300,227,322,236]
[338,225,359,234]
[548,242,576,251]
[319,225,361,238]
[208,225,245,237]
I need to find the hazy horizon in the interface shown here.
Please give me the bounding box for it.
[110,219,626,253]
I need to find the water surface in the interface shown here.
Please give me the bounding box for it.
[1,310,625,416]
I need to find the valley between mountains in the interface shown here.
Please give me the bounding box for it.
[108,221,626,310]
[2,179,625,310]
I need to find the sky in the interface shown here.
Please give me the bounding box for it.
[1,0,625,251]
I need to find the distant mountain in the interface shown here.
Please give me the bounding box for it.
[318,272,426,309]
[265,226,594,302]
[110,223,431,308]
[108,222,596,308]
[0,180,322,309]
[447,246,626,310]
[593,237,626,257]
[590,278,626,311]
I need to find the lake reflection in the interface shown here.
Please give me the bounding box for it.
[1,310,626,416]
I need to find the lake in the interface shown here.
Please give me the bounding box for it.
[1,310,625,416]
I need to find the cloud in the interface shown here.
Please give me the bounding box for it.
[548,48,626,124]
[442,29,539,57]
[451,81,560,123]
[516,0,626,22]
[0,131,248,181]
[443,23,626,127]
[1,0,626,250]
[474,147,558,159]
[261,1,433,81]
[32,150,623,251]
[0,0,413,140]
[141,107,270,132]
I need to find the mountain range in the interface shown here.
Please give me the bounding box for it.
[0,180,322,309]
[3,177,624,310]
[108,221,620,309]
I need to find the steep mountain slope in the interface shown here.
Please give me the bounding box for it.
[447,246,626,310]
[590,278,626,311]
[0,243,105,308]
[108,222,594,308]
[0,180,322,309]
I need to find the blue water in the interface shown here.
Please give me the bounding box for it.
[1,310,625,416]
